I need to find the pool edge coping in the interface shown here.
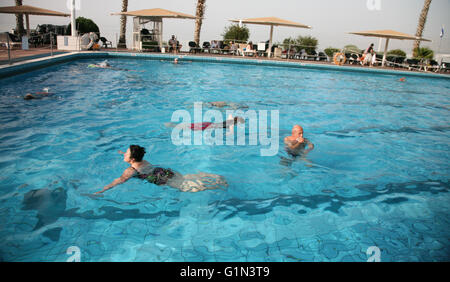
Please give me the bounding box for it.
[0,51,449,80]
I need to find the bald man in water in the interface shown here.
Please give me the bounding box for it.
[284,125,314,157]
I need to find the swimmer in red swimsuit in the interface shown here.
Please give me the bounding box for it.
[165,115,245,132]
[23,88,52,100]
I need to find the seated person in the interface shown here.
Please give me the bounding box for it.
[24,88,52,100]
[168,35,182,53]
[230,42,238,54]
[244,41,257,56]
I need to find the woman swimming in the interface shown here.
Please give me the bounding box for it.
[94,145,228,194]
[88,60,139,72]
[23,88,52,100]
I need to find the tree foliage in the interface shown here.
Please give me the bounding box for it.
[324,47,341,58]
[413,47,434,60]
[67,17,100,35]
[282,35,318,54]
[343,45,361,54]
[222,24,250,44]
[387,49,407,57]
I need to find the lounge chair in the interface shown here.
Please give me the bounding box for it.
[406,58,421,71]
[348,53,361,65]
[188,41,201,53]
[281,48,295,59]
[202,41,210,53]
[294,49,307,60]
[237,43,246,56]
[0,32,22,49]
[440,62,450,73]
[273,47,282,58]
[100,37,112,48]
[425,59,440,72]
[257,42,267,57]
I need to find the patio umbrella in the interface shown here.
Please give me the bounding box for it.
[0,5,70,37]
[349,29,431,67]
[229,17,311,57]
[112,8,196,50]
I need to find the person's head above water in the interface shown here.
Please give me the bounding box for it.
[123,145,146,163]
[99,60,110,67]
[24,94,35,100]
[174,58,178,64]
[292,125,304,137]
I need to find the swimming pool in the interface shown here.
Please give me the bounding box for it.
[0,56,449,261]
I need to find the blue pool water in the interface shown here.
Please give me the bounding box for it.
[0,57,449,262]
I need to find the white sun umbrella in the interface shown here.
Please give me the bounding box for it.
[229,17,311,58]
[0,5,70,37]
[111,8,196,50]
[349,29,431,67]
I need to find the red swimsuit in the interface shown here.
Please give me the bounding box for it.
[190,122,213,131]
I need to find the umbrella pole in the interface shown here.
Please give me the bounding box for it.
[268,25,274,58]
[160,20,163,52]
[382,38,390,67]
[71,0,77,36]
[25,14,30,38]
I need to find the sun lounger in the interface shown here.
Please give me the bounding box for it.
[210,40,221,54]
[100,37,113,48]
[257,42,267,57]
[406,58,421,71]
[0,32,22,49]
[202,41,210,53]
[188,41,201,53]
[273,47,282,58]
[440,62,450,73]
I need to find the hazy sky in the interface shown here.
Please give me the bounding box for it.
[1,0,449,54]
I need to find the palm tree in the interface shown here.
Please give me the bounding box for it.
[15,0,25,37]
[194,0,206,46]
[413,0,432,55]
[118,0,128,48]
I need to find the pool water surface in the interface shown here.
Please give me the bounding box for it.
[0,57,449,261]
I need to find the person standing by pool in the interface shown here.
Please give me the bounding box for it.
[284,125,314,157]
[362,43,376,66]
[94,145,228,194]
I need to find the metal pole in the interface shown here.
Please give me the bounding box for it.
[287,43,291,61]
[26,14,30,37]
[268,25,274,58]
[71,0,77,36]
[50,32,53,56]
[382,38,389,67]
[6,33,12,65]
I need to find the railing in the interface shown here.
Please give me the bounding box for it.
[1,31,57,65]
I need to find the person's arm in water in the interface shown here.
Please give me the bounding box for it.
[303,138,314,154]
[284,136,305,150]
[95,167,135,194]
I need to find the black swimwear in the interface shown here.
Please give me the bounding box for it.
[132,166,175,185]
